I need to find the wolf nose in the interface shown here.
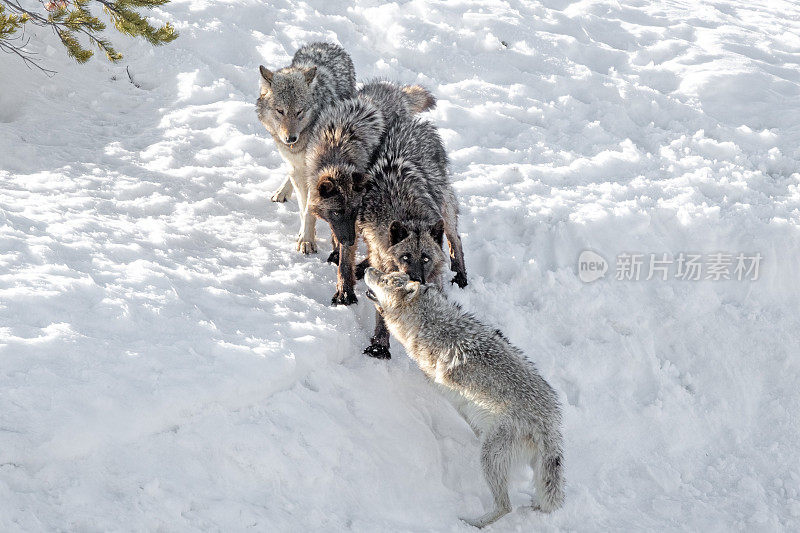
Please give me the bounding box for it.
[285,134,298,144]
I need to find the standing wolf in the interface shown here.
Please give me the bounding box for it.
[358,114,468,358]
[364,268,565,528]
[306,80,437,305]
[256,42,356,254]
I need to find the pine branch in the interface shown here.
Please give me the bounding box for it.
[97,0,176,46]
[0,0,177,72]
[0,32,56,75]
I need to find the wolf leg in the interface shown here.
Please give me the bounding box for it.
[460,422,513,528]
[270,175,293,203]
[332,242,358,305]
[530,433,565,513]
[364,311,391,359]
[355,244,373,280]
[295,184,317,254]
[448,395,481,438]
[354,258,370,280]
[327,232,340,264]
[443,204,468,288]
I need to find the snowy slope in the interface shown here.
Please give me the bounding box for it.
[2,0,800,530]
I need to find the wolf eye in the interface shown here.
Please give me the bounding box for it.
[276,108,285,115]
[331,210,341,218]
[401,255,410,262]
[422,255,430,263]
[296,109,304,118]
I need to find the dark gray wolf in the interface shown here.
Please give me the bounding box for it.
[364,268,565,528]
[358,114,467,358]
[256,42,355,253]
[306,80,437,305]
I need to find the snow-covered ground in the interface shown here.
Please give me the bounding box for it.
[2,0,800,530]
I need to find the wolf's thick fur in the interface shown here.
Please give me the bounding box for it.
[256,42,356,254]
[364,269,565,528]
[358,115,467,358]
[399,84,437,114]
[306,80,437,305]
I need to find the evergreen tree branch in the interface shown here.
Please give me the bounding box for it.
[0,0,177,72]
[0,32,56,75]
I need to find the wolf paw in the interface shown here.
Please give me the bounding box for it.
[354,259,370,280]
[327,249,340,265]
[364,343,391,359]
[451,272,468,288]
[296,238,317,254]
[459,516,482,529]
[459,506,510,529]
[331,289,357,306]
[531,498,560,514]
[270,190,290,203]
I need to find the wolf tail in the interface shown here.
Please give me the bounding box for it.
[401,84,437,113]
[532,433,565,512]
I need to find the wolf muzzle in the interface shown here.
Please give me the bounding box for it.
[364,267,382,305]
[364,267,380,285]
[407,266,425,285]
[332,219,357,247]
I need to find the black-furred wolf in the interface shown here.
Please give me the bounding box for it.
[256,42,355,254]
[307,80,437,305]
[358,113,468,358]
[364,268,565,528]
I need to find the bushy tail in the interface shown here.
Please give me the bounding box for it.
[401,84,437,113]
[533,435,565,512]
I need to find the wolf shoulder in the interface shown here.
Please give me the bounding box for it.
[292,42,356,100]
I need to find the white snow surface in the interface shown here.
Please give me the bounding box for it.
[2,0,800,530]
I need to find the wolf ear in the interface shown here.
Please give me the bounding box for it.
[389,221,409,246]
[430,219,444,247]
[352,172,369,192]
[318,179,336,199]
[259,65,274,83]
[303,66,317,85]
[259,65,273,96]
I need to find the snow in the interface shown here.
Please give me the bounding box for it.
[1,0,800,530]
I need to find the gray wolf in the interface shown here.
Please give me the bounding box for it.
[256,42,356,253]
[358,114,468,358]
[363,268,565,528]
[306,80,437,305]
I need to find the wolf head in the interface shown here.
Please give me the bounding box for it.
[310,166,369,246]
[256,65,317,149]
[387,219,446,285]
[364,268,422,313]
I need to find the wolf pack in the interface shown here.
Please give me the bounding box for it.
[256,42,565,528]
